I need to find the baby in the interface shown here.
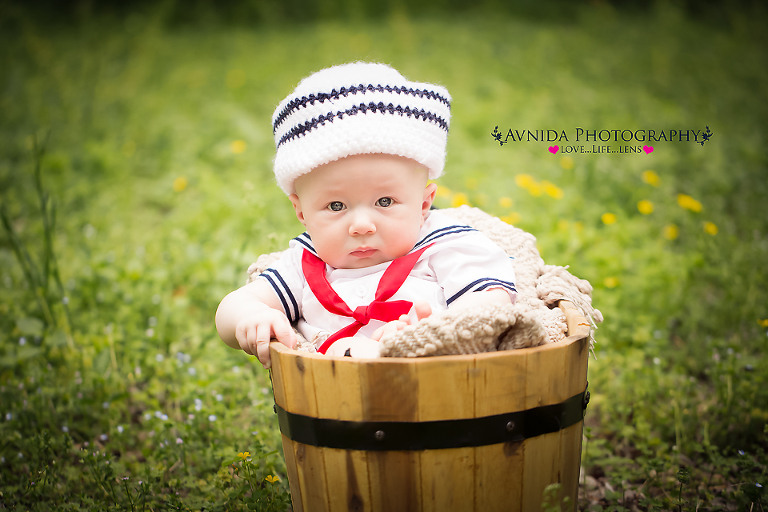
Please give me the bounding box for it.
[216,62,517,368]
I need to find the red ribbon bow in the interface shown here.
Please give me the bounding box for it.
[301,245,432,354]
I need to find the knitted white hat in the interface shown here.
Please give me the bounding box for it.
[272,62,451,195]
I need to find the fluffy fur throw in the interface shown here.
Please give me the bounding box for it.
[246,206,602,357]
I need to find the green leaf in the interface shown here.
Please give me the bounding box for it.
[16,317,44,336]
[47,329,68,347]
[16,345,43,362]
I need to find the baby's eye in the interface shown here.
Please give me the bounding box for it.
[376,197,393,207]
[328,201,345,212]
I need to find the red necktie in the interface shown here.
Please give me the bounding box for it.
[302,244,432,354]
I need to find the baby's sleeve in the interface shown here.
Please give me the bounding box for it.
[254,245,305,323]
[429,232,517,306]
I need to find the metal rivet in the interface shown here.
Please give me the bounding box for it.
[374,430,385,441]
[583,391,591,409]
[506,421,515,432]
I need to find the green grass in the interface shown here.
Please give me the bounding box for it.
[1,3,767,510]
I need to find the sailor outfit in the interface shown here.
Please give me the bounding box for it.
[256,211,516,350]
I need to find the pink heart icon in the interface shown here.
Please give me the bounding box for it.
[643,145,654,154]
[548,146,559,154]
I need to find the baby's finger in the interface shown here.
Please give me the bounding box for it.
[255,324,273,368]
[414,301,432,321]
[241,326,258,356]
[272,317,297,349]
[256,340,271,369]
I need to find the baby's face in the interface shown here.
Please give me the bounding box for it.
[290,154,437,269]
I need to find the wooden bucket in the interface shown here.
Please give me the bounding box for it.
[269,301,591,512]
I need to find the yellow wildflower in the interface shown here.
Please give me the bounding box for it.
[173,177,188,192]
[498,197,513,208]
[559,156,574,170]
[758,319,768,328]
[237,452,250,460]
[515,174,535,189]
[601,213,617,225]
[677,194,702,212]
[703,222,718,235]
[464,177,478,190]
[663,224,679,240]
[603,277,619,288]
[230,140,247,154]
[500,213,521,225]
[450,193,470,207]
[557,219,569,231]
[265,475,280,483]
[641,170,660,187]
[542,181,564,199]
[637,200,654,215]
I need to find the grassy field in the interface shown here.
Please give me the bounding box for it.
[1,2,767,510]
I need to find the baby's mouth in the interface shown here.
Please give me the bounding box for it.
[350,248,377,258]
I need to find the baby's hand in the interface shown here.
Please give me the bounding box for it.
[235,305,296,369]
[325,337,381,358]
[371,301,432,341]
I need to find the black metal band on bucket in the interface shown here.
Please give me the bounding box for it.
[275,386,589,451]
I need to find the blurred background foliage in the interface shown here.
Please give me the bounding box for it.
[0,0,767,509]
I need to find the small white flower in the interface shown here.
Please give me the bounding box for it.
[18,452,23,458]
[62,296,69,305]
[146,328,155,337]
[144,413,152,421]
[5,413,11,421]
[100,434,108,441]
[161,414,168,421]
[208,415,217,422]
[653,357,660,365]
[134,366,142,377]
[216,394,223,402]
[62,426,69,433]
[176,438,183,444]
[194,403,202,411]
[19,337,26,346]
[102,402,110,409]
[117,425,124,433]
[155,353,164,362]
[154,411,162,418]
[188,367,197,376]
[232,366,241,374]
[148,316,158,327]
[183,353,191,364]
[188,414,195,420]
[152,294,161,305]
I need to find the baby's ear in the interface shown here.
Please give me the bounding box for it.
[289,194,307,226]
[422,183,438,221]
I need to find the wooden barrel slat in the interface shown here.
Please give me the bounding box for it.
[270,301,591,511]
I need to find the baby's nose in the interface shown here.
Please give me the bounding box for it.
[349,210,376,235]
